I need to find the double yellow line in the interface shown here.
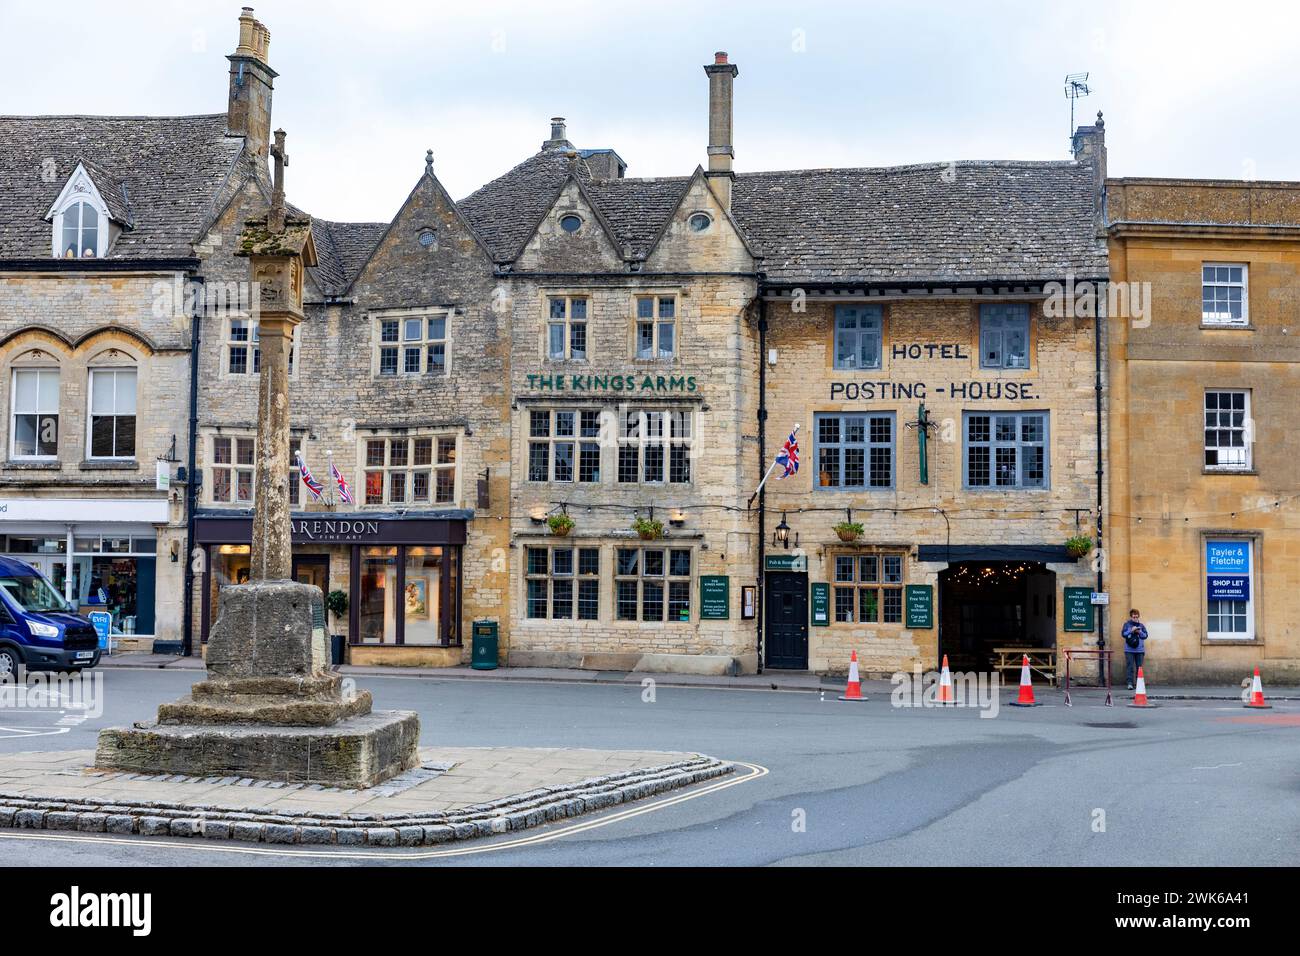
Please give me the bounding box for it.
[0,761,768,861]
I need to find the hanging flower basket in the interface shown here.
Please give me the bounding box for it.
[834,521,864,543]
[632,516,664,541]
[1065,535,1093,560]
[547,514,574,536]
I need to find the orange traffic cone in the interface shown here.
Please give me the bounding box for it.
[1129,666,1156,708]
[1009,654,1040,707]
[937,654,956,705]
[838,650,866,701]
[1244,666,1272,709]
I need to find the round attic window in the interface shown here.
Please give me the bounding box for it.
[688,212,712,232]
[559,214,583,233]
[417,228,437,248]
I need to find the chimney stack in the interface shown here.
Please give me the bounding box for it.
[704,51,738,210]
[1072,111,1107,236]
[226,7,278,159]
[544,117,568,147]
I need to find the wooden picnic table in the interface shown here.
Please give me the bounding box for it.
[992,647,1058,686]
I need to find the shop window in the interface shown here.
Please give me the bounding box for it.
[10,368,60,459]
[375,312,449,376]
[1202,264,1248,326]
[615,546,691,623]
[964,412,1048,489]
[634,295,676,360]
[979,304,1030,369]
[1204,390,1251,470]
[833,305,882,370]
[363,435,457,506]
[547,296,589,361]
[816,412,894,489]
[617,408,692,485]
[354,545,456,646]
[69,535,157,636]
[1205,539,1255,641]
[832,553,904,624]
[87,368,137,459]
[525,545,600,621]
[528,408,602,483]
[227,319,297,377]
[402,547,445,645]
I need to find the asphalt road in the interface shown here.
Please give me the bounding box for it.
[1,668,1297,866]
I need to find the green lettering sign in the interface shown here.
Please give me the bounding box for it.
[700,575,730,620]
[1063,587,1095,632]
[905,585,933,629]
[811,582,830,626]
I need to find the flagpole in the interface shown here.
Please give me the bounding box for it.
[325,450,336,508]
[748,422,799,507]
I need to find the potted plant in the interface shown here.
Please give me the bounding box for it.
[547,513,574,536]
[834,521,864,543]
[632,516,664,540]
[1065,535,1093,560]
[325,589,348,622]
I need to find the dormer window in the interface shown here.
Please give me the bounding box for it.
[60,201,99,258]
[46,162,120,260]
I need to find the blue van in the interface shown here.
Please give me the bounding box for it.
[0,555,101,677]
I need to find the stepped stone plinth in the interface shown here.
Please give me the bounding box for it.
[96,581,420,789]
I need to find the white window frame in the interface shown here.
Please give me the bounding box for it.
[47,166,111,259]
[225,318,299,378]
[546,295,589,362]
[634,294,677,361]
[1202,263,1249,327]
[86,367,137,461]
[1205,537,1256,641]
[1203,389,1252,471]
[372,310,451,378]
[616,408,692,485]
[9,367,60,461]
[362,434,458,506]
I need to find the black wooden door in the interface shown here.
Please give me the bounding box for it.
[765,571,808,669]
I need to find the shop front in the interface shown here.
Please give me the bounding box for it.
[193,510,469,665]
[0,496,172,641]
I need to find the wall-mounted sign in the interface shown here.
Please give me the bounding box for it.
[1064,587,1095,632]
[891,344,970,361]
[155,460,171,492]
[1207,576,1250,601]
[525,373,698,394]
[1206,540,1249,575]
[1090,591,1109,605]
[700,575,730,620]
[829,381,1038,402]
[765,553,807,572]
[905,585,934,629]
[741,585,756,619]
[810,582,830,626]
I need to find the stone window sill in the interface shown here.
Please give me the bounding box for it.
[1199,323,1254,331]
[79,459,138,471]
[3,460,61,470]
[1203,468,1257,476]
[1201,638,1263,646]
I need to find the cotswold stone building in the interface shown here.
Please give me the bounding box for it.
[5,8,1127,678]
[1106,178,1300,683]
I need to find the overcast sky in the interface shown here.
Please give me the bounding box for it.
[4,0,1298,223]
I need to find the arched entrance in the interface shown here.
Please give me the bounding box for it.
[938,561,1056,672]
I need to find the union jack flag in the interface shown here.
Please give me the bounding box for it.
[297,453,324,501]
[331,460,354,505]
[775,428,799,479]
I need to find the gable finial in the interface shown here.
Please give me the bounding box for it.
[1096,110,1104,128]
[269,128,289,234]
[425,149,434,175]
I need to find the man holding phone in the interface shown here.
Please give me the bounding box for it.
[1121,608,1149,689]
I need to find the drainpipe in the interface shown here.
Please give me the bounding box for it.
[755,296,768,674]
[181,276,203,657]
[1094,300,1106,684]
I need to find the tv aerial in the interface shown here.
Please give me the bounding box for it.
[1065,73,1092,139]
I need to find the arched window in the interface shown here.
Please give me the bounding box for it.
[60,201,100,258]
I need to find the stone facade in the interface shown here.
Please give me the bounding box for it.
[1107,178,1300,683]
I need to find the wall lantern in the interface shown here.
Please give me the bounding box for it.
[669,509,686,527]
[773,512,797,550]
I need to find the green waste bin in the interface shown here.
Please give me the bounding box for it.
[471,620,499,670]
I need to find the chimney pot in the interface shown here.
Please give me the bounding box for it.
[227,9,277,158]
[549,117,567,143]
[714,51,728,64]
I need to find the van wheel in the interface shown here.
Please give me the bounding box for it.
[0,646,20,681]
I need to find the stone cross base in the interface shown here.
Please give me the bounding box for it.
[94,580,420,788]
[95,712,421,790]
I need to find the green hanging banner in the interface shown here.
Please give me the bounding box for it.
[917,402,930,486]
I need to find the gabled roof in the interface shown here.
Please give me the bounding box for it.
[44,158,136,230]
[732,161,1109,284]
[458,143,594,262]
[0,114,244,259]
[310,218,388,296]
[584,175,692,260]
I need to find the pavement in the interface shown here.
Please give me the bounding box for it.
[1,666,1297,866]
[97,651,1300,700]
